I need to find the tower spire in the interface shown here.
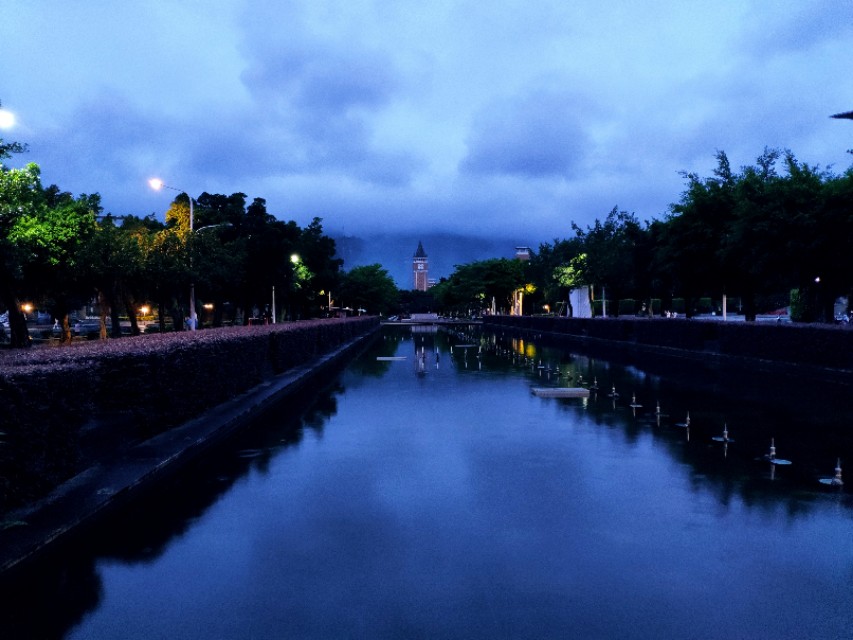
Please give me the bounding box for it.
[413,241,429,291]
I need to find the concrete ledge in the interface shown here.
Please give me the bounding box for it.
[485,316,853,381]
[0,327,378,576]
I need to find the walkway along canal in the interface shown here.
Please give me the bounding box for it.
[2,323,853,638]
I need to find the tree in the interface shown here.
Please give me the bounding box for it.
[293,217,343,318]
[79,214,150,339]
[0,162,42,347]
[656,152,737,317]
[553,253,588,316]
[528,239,583,313]
[0,102,26,160]
[339,264,399,316]
[11,188,100,339]
[572,207,646,314]
[724,148,786,320]
[432,258,526,316]
[817,168,853,320]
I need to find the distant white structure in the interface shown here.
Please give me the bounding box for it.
[408,313,439,322]
[568,287,592,318]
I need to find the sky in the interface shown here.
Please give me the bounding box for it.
[2,0,853,248]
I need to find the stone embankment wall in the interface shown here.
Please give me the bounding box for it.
[0,317,378,511]
[485,316,853,372]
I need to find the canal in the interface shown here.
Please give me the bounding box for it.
[3,324,853,639]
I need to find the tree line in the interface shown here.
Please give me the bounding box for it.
[432,149,853,322]
[4,119,851,346]
[1,129,400,348]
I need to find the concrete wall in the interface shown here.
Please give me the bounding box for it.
[484,315,853,373]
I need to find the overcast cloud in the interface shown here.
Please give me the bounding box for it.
[1,0,852,243]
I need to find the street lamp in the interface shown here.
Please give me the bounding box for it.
[0,103,14,129]
[149,178,197,330]
[831,111,853,155]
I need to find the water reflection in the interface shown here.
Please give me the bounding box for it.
[0,381,342,639]
[2,324,852,638]
[450,325,853,518]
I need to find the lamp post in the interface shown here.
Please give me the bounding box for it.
[149,178,197,330]
[290,254,301,321]
[831,111,853,155]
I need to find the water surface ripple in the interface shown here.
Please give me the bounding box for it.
[4,325,853,639]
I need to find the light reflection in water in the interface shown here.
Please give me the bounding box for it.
[3,324,853,640]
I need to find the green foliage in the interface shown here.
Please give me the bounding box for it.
[553,253,588,289]
[0,163,43,235]
[4,134,853,345]
[10,192,98,268]
[432,258,526,315]
[340,264,399,316]
[528,238,582,304]
[571,207,646,303]
[0,117,345,343]
[0,177,345,345]
[788,288,817,322]
[292,217,343,318]
[697,297,713,314]
[398,289,435,314]
[618,298,636,316]
[0,110,27,159]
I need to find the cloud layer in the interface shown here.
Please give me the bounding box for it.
[2,0,852,244]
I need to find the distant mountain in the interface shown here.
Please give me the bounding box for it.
[332,232,539,288]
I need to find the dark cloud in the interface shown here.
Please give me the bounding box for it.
[242,45,399,113]
[460,88,590,178]
[4,0,852,243]
[21,93,181,195]
[237,32,419,186]
[742,2,853,55]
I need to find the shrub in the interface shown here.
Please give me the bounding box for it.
[0,317,378,512]
[618,299,636,316]
[789,288,814,322]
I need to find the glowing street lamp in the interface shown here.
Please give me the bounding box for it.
[0,105,14,129]
[149,178,196,329]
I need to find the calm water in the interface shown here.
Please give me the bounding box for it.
[3,325,853,639]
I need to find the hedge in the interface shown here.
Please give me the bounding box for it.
[0,317,378,512]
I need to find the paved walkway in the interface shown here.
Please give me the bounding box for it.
[0,330,376,576]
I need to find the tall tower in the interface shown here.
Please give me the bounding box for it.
[413,241,428,291]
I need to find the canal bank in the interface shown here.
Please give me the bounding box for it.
[485,315,853,381]
[0,326,379,577]
[7,322,853,639]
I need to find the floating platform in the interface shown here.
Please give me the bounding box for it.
[376,356,407,361]
[531,387,590,398]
